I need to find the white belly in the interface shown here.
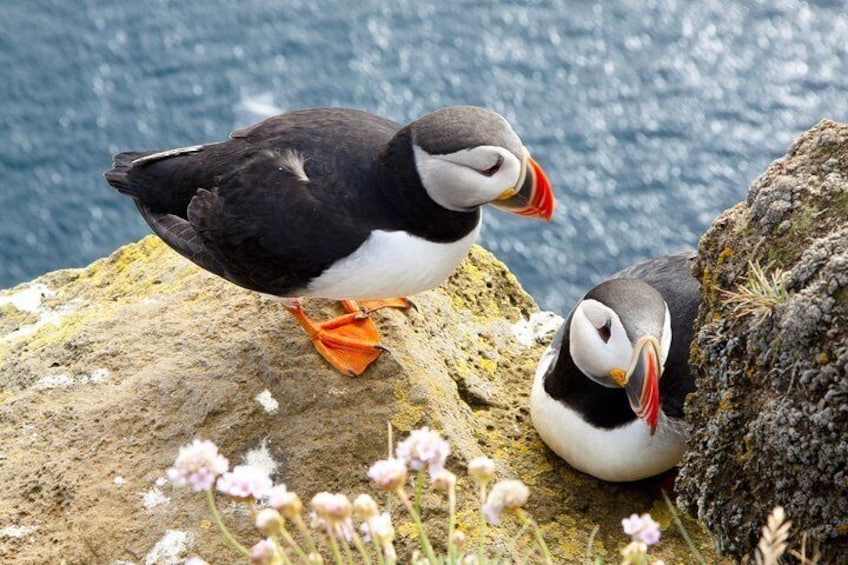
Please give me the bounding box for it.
[303,220,481,300]
[530,345,688,482]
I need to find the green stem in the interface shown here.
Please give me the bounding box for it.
[364,516,386,565]
[518,510,552,565]
[414,469,424,515]
[205,489,250,557]
[477,483,488,565]
[661,490,707,565]
[293,514,319,557]
[270,534,294,565]
[398,488,437,564]
[327,532,345,565]
[585,525,599,565]
[446,484,457,563]
[340,528,356,564]
[278,523,310,563]
[351,529,374,565]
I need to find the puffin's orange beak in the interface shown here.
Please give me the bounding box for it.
[623,336,662,435]
[491,155,555,221]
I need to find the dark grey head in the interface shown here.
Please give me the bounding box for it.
[402,106,554,219]
[568,278,672,433]
[411,106,523,157]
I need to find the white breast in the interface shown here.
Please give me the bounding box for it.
[529,345,688,482]
[303,220,481,300]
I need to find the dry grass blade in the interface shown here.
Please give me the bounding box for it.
[788,532,822,565]
[754,506,791,565]
[721,261,789,326]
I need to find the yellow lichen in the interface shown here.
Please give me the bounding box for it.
[478,358,497,374]
[718,246,734,264]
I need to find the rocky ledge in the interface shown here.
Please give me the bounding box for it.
[0,239,718,563]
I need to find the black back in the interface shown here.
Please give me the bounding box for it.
[104,108,480,296]
[542,252,701,428]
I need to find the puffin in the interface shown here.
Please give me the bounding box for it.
[105,106,554,376]
[530,252,700,482]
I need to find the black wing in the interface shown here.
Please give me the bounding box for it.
[104,109,403,295]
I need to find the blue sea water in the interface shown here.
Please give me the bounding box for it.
[2,0,847,313]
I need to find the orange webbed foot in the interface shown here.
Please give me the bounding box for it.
[285,301,385,377]
[351,297,416,313]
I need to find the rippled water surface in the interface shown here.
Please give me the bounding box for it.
[2,0,847,312]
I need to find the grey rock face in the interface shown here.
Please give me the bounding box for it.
[678,120,848,561]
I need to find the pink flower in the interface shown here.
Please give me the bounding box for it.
[395,427,450,474]
[216,465,272,499]
[249,538,279,565]
[621,513,661,545]
[167,439,229,492]
[367,458,408,491]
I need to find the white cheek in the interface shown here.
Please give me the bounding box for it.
[413,145,521,211]
[660,304,672,367]
[568,305,632,380]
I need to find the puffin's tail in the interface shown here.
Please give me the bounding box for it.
[104,151,155,196]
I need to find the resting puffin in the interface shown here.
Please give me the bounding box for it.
[530,252,700,482]
[105,106,554,376]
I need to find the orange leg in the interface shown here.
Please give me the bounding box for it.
[350,297,416,313]
[284,300,387,377]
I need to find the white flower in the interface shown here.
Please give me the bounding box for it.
[360,512,395,544]
[481,479,530,525]
[185,557,210,565]
[431,469,457,492]
[256,508,284,535]
[167,439,229,492]
[269,486,303,519]
[620,540,648,564]
[311,492,354,540]
[367,458,408,491]
[353,494,380,520]
[467,456,496,484]
[395,427,450,474]
[216,464,272,499]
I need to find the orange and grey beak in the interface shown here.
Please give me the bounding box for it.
[491,152,555,221]
[615,336,662,435]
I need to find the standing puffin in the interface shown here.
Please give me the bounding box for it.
[105,106,554,376]
[530,252,700,482]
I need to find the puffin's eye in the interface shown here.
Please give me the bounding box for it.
[480,155,503,177]
[597,320,612,343]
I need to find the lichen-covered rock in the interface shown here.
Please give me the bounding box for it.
[678,120,848,561]
[0,237,722,563]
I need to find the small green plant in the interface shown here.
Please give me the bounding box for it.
[721,260,789,326]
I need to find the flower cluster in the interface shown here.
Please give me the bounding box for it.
[395,426,450,474]
[167,428,548,564]
[217,464,273,499]
[619,513,663,565]
[621,513,661,545]
[367,458,408,491]
[166,439,229,492]
[311,492,355,541]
